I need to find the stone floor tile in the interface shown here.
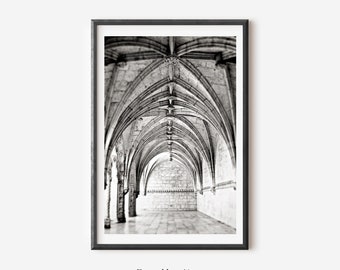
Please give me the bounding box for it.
[105,211,236,234]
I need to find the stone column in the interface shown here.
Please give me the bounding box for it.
[116,164,126,223]
[104,168,112,228]
[128,183,137,217]
[210,166,216,195]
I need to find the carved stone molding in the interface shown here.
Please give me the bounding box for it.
[147,189,195,193]
[202,180,236,192]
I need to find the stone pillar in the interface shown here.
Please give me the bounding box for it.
[104,168,112,228]
[116,165,126,223]
[128,184,137,217]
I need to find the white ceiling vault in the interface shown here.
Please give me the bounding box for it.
[104,36,236,195]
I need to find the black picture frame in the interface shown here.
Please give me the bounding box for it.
[92,19,249,250]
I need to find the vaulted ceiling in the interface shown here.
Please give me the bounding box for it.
[104,36,236,194]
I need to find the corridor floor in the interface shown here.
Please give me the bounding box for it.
[105,211,236,234]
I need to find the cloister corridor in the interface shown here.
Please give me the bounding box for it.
[104,36,237,234]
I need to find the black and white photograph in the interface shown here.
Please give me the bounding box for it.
[4,0,340,269]
[92,21,249,249]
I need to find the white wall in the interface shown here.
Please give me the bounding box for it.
[1,1,340,270]
[197,188,236,227]
[197,135,236,227]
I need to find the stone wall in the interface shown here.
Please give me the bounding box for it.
[197,187,236,228]
[138,191,197,211]
[137,161,197,211]
[197,135,236,228]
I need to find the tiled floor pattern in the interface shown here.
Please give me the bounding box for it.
[105,211,236,234]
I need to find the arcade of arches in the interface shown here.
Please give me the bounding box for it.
[104,36,237,234]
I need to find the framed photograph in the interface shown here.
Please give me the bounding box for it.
[92,19,248,249]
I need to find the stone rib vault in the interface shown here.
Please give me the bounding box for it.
[104,36,237,229]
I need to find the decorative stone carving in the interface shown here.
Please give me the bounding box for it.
[163,56,180,66]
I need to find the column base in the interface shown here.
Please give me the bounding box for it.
[104,218,111,229]
[129,212,137,217]
[117,216,126,223]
